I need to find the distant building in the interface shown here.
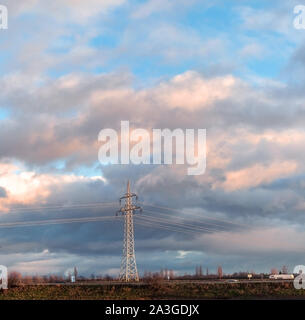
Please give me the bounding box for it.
[217,266,223,279]
[271,268,278,275]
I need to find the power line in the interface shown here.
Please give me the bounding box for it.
[143,207,236,230]
[142,210,231,232]
[138,214,218,233]
[135,219,195,235]
[134,219,203,236]
[0,215,120,229]
[3,201,246,232]
[5,201,118,214]
[141,203,247,228]
[0,203,243,236]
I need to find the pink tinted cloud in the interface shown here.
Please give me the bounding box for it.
[0,162,105,212]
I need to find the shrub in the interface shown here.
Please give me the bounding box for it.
[8,271,22,287]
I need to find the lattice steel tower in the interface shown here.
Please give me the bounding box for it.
[117,181,142,282]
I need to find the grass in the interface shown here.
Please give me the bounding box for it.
[1,281,305,300]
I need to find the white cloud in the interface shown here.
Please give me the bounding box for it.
[0,162,106,211]
[4,0,126,23]
[155,71,237,110]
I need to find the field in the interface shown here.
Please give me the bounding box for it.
[1,281,305,300]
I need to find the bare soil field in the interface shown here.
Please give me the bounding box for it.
[1,281,305,300]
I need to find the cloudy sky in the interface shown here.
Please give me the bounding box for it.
[0,0,305,277]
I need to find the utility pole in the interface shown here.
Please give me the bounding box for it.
[117,181,142,282]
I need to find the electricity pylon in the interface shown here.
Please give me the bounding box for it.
[117,181,142,282]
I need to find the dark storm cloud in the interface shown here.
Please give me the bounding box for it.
[0,187,7,198]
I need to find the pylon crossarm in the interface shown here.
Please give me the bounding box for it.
[120,193,137,200]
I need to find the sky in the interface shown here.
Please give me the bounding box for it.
[0,0,305,277]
